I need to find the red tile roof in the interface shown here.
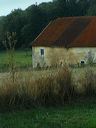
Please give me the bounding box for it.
[32,16,96,47]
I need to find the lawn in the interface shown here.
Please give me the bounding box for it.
[1,99,96,128]
[0,50,32,71]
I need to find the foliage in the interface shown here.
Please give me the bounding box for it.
[0,0,95,49]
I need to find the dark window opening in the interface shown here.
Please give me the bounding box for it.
[80,61,85,66]
[40,49,44,56]
[81,61,85,64]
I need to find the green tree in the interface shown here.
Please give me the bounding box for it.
[87,4,96,15]
[3,9,26,48]
[21,5,47,47]
[0,0,95,50]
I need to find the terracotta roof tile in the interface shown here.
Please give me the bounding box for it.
[32,16,96,47]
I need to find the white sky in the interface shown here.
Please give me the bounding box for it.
[0,0,52,16]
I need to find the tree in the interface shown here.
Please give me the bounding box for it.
[21,5,47,47]
[87,4,96,15]
[0,0,95,49]
[3,9,26,48]
[78,0,91,16]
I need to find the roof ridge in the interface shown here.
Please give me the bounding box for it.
[54,16,96,21]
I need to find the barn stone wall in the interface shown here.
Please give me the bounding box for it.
[32,47,96,68]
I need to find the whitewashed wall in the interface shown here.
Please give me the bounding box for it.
[32,47,96,68]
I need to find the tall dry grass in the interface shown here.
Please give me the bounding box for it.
[82,68,96,96]
[0,66,96,110]
[0,67,76,109]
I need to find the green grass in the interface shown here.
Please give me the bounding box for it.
[1,99,96,128]
[0,50,32,71]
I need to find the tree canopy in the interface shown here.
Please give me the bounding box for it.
[0,0,95,49]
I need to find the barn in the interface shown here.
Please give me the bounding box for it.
[32,16,96,68]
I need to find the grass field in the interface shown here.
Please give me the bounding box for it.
[0,51,96,128]
[0,50,32,71]
[1,98,96,128]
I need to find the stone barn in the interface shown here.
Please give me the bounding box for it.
[32,16,96,68]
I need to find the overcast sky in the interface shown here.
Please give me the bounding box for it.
[0,0,51,16]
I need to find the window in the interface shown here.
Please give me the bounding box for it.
[40,49,44,56]
[80,60,85,66]
[81,60,85,64]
